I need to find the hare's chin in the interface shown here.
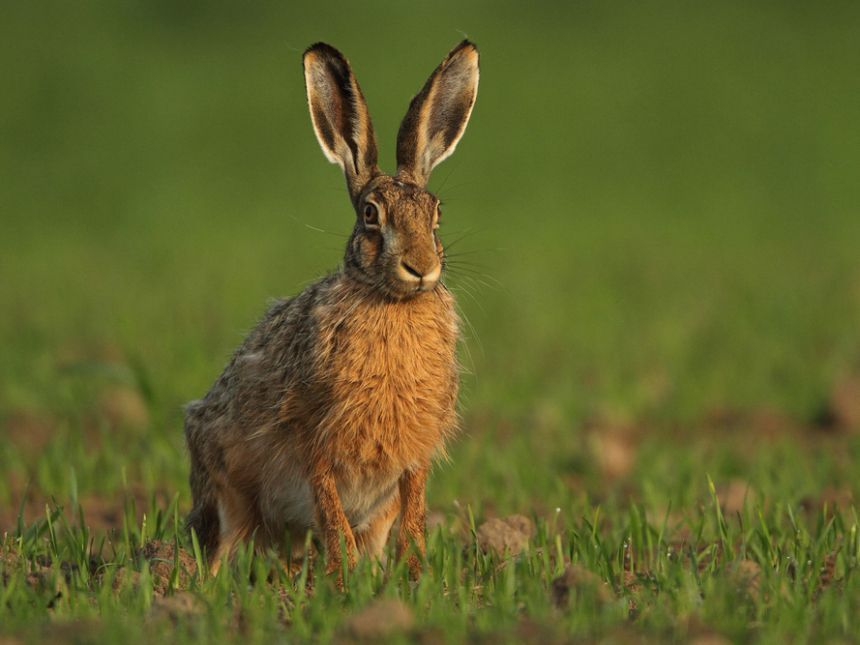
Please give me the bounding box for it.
[417,280,440,293]
[384,280,439,300]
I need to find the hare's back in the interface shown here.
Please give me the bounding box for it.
[186,277,337,439]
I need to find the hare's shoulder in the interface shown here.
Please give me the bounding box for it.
[246,274,340,349]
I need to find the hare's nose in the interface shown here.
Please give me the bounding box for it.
[398,261,441,286]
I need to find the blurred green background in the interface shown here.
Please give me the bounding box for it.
[2,1,859,510]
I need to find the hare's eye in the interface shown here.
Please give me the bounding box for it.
[363,203,379,226]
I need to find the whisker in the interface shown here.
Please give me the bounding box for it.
[444,247,503,258]
[441,227,484,251]
[447,277,487,314]
[444,259,492,271]
[436,180,475,197]
[284,214,350,238]
[433,163,459,195]
[445,263,505,290]
[450,288,485,364]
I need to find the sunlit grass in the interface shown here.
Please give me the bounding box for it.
[2,1,860,641]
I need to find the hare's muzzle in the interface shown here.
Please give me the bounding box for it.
[397,260,441,292]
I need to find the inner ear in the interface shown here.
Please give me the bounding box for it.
[303,43,380,202]
[396,41,480,187]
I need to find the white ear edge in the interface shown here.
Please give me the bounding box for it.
[424,67,479,174]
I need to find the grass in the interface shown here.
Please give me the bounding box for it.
[2,1,860,642]
[1,454,859,642]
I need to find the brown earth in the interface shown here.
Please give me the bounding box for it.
[138,540,198,596]
[342,598,414,641]
[817,374,860,432]
[476,514,535,557]
[551,564,614,609]
[3,410,58,460]
[0,482,175,535]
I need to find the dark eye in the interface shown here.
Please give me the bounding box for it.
[363,203,379,226]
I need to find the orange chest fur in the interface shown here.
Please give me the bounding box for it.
[308,292,459,477]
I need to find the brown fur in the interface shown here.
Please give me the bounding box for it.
[184,41,479,578]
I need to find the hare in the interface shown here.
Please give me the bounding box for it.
[184,40,479,577]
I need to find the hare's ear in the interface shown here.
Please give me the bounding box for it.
[396,40,479,187]
[303,43,379,203]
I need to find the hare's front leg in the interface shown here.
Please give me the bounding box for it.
[397,465,428,578]
[311,469,358,576]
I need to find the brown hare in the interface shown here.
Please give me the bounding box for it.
[184,40,479,578]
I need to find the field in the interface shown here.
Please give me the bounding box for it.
[2,1,860,642]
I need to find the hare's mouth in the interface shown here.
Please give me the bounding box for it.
[383,274,441,300]
[391,261,441,297]
[388,282,439,300]
[396,261,440,287]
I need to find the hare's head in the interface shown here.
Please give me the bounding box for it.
[303,41,479,299]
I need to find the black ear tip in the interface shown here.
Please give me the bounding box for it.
[454,39,478,54]
[303,42,348,64]
[445,40,479,67]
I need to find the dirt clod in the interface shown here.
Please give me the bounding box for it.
[426,510,447,531]
[110,567,142,590]
[730,559,761,595]
[587,426,638,480]
[476,515,534,557]
[37,619,104,643]
[138,540,197,595]
[344,598,414,640]
[97,385,150,429]
[148,592,205,623]
[551,564,614,609]
[3,410,57,460]
[0,635,24,645]
[820,375,860,431]
[690,634,732,645]
[716,479,754,516]
[816,551,838,597]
